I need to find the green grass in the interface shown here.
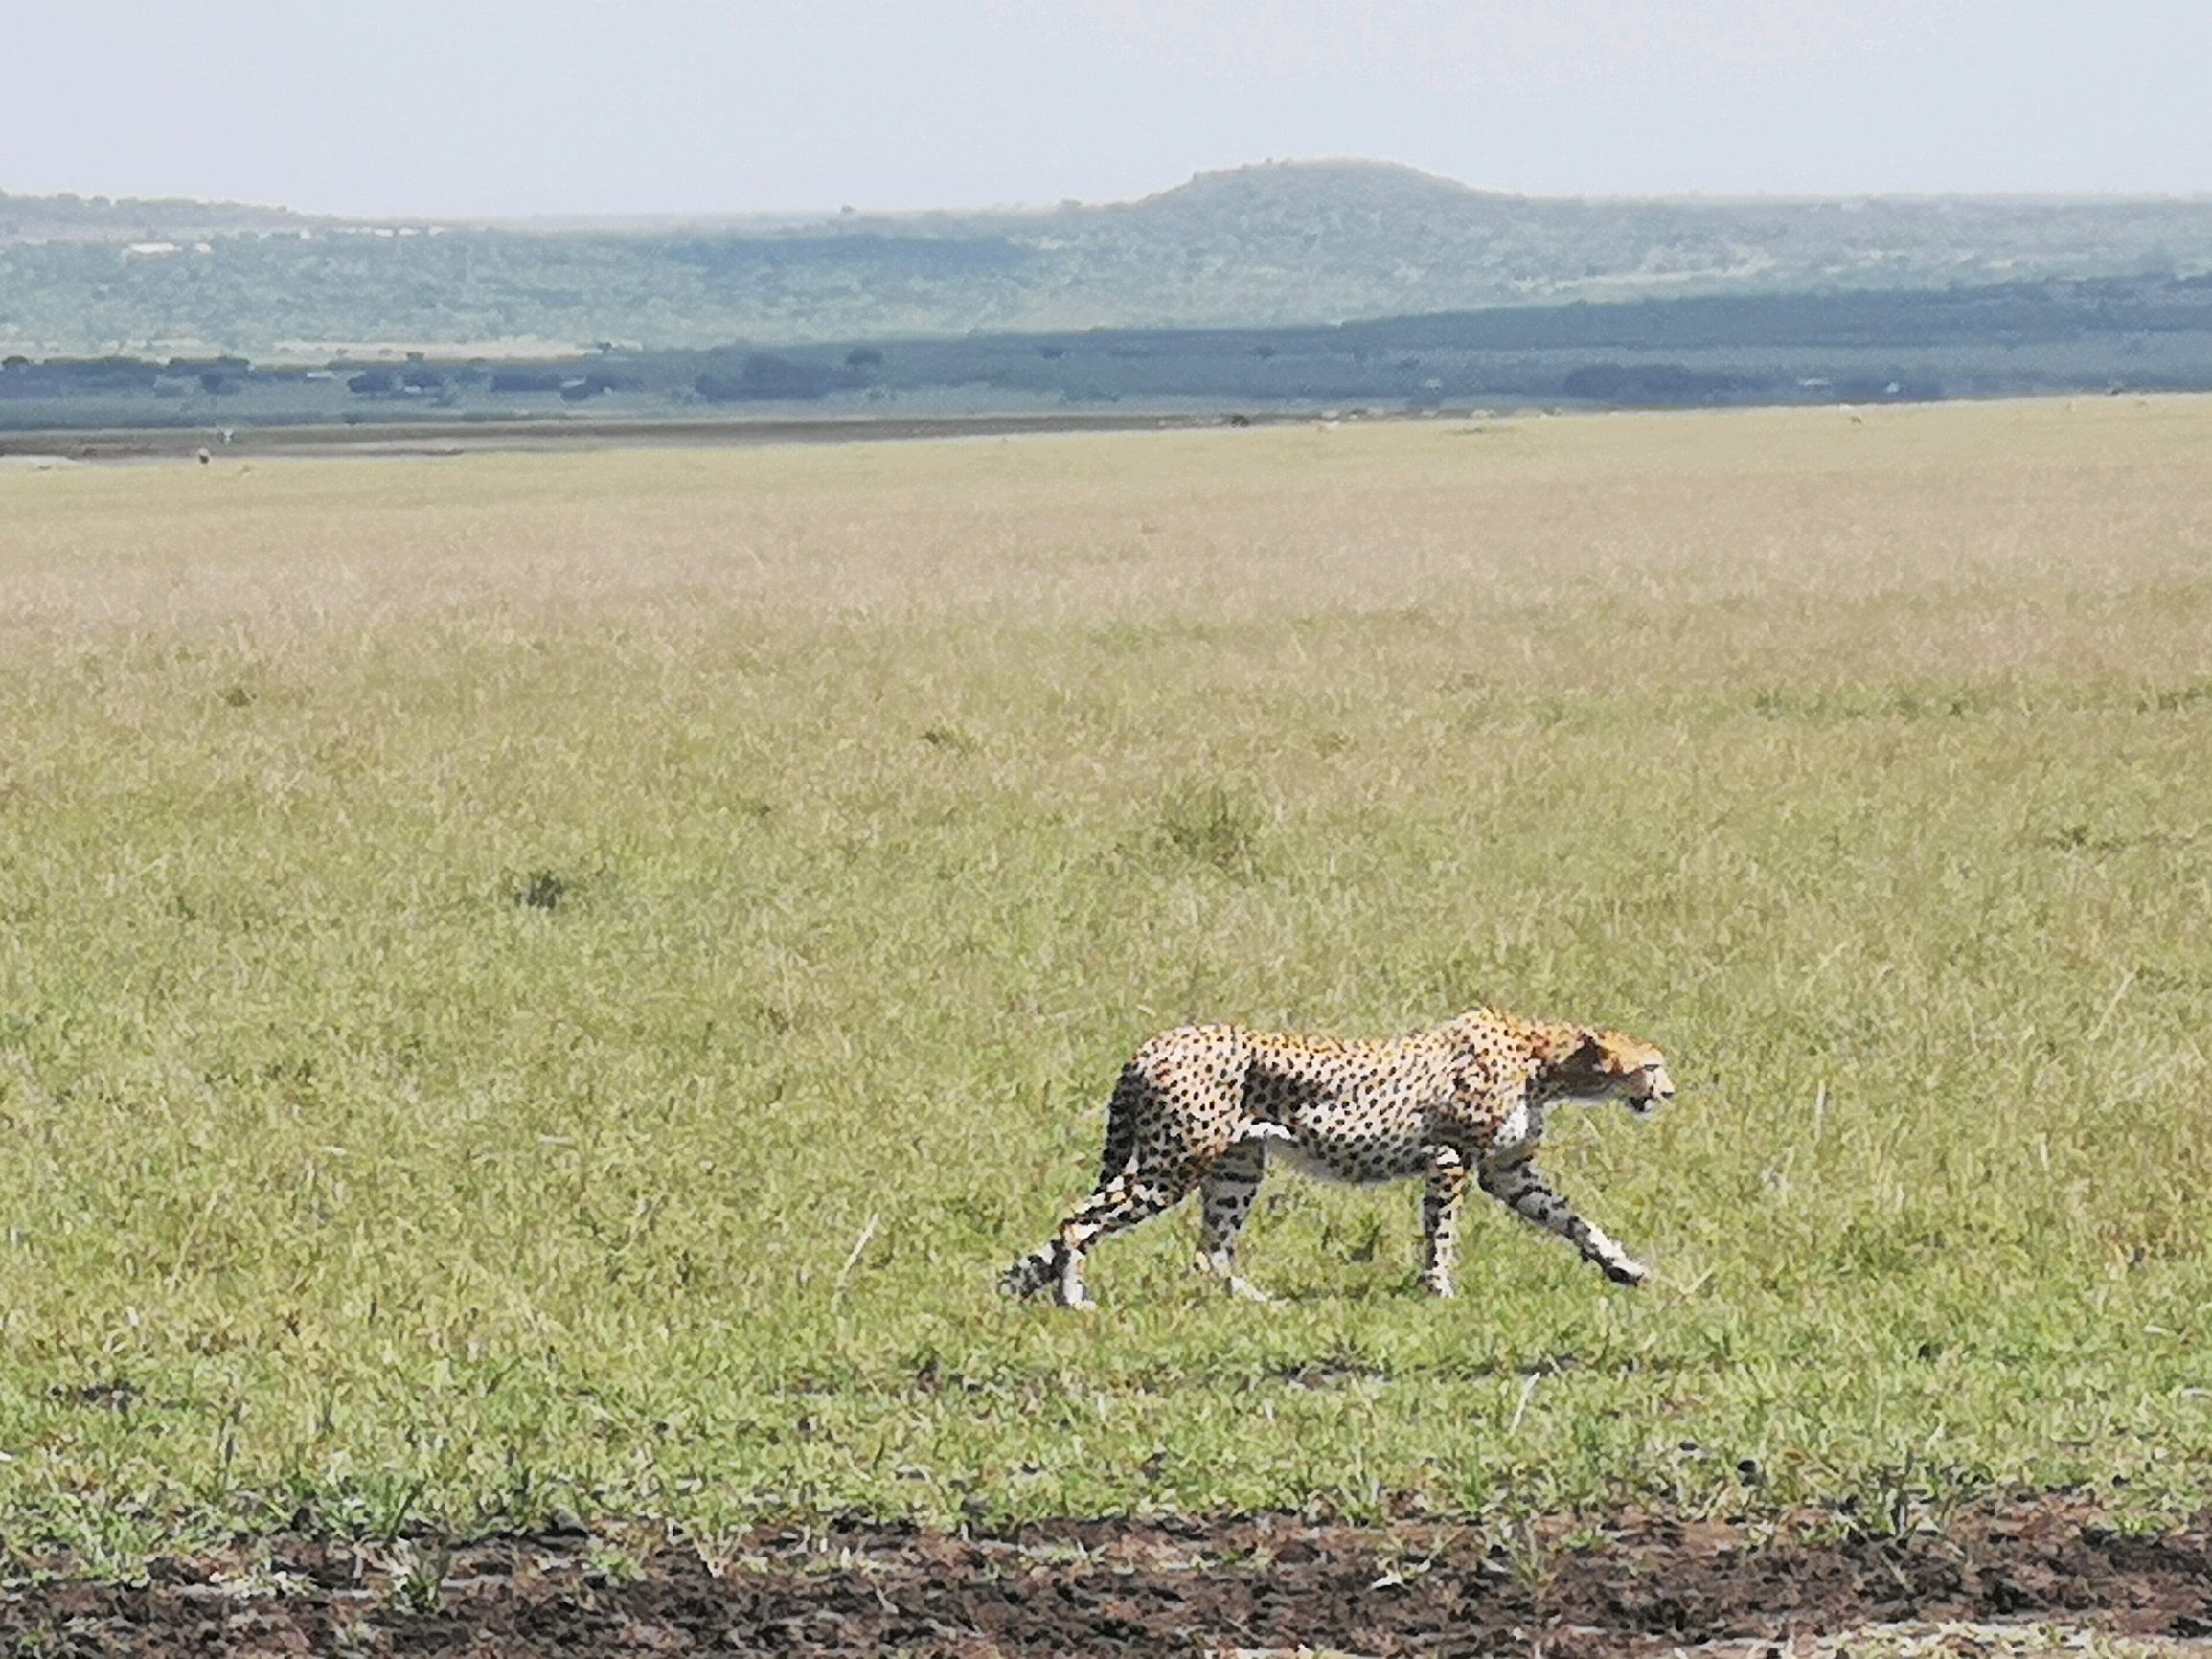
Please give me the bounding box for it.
[2,400,2212,1566]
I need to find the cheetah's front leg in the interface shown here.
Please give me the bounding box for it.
[1419,1147,1468,1298]
[1476,1158,1649,1286]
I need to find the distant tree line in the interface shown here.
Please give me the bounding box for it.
[5,273,2212,431]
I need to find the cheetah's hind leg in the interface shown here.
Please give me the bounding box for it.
[1003,1174,1191,1309]
[999,1061,1152,1308]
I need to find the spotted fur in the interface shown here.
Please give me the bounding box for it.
[1001,1009,1674,1308]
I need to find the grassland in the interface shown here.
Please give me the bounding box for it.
[2,399,2210,1570]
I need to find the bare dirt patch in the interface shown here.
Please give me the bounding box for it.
[7,1496,2212,1656]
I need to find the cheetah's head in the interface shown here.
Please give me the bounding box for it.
[1541,1028,1675,1117]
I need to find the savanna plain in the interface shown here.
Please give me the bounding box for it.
[3,401,2212,1617]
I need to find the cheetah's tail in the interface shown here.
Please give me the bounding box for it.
[1095,1062,1146,1190]
[1001,1064,1143,1302]
[998,1241,1062,1300]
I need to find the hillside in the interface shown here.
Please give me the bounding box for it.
[5,161,2212,360]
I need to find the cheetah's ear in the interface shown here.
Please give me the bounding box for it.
[1569,1029,1608,1068]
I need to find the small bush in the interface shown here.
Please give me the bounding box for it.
[516,870,567,911]
[1154,782,1267,878]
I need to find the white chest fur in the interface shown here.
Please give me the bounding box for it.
[1493,1097,1547,1156]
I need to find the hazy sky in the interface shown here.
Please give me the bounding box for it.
[7,1,2209,217]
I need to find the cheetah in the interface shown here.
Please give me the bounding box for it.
[1000,1009,1673,1309]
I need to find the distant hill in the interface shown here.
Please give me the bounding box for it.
[5,161,2212,360]
[0,190,315,244]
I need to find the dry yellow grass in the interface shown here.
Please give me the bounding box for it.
[6,398,2208,663]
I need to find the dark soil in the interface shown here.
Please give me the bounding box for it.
[7,1495,2211,1656]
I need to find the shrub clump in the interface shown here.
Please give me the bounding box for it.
[1153,782,1267,878]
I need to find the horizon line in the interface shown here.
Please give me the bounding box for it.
[10,157,2212,230]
